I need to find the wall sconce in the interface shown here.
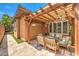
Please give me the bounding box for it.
[31,23,36,26]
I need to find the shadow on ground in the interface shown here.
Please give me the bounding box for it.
[0,34,8,56]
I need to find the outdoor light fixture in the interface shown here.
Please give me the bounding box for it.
[31,23,36,26]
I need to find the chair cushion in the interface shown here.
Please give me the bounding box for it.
[49,33,54,37]
[59,36,72,47]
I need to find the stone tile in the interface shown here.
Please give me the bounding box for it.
[0,34,55,56]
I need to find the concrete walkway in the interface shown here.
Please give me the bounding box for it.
[0,35,8,56]
[7,34,55,56]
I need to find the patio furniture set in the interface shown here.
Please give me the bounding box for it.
[37,33,74,55]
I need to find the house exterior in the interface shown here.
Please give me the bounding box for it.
[14,3,79,55]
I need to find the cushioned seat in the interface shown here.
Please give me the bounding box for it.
[59,36,72,47]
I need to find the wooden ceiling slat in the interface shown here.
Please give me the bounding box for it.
[39,16,49,20]
[56,9,66,18]
[49,11,58,19]
[14,3,76,24]
[42,15,53,21]
[54,10,59,17]
[31,13,49,23]
[36,17,49,23]
[43,14,54,21]
[60,6,75,18]
[47,13,56,20]
[32,4,65,19]
[41,8,51,20]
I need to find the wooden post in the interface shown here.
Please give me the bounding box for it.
[25,16,32,42]
[25,20,29,41]
[28,18,33,42]
[74,4,79,56]
[74,18,79,56]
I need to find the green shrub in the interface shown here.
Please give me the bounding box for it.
[11,34,23,44]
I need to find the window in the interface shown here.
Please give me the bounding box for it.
[57,22,61,33]
[48,21,70,35]
[49,23,52,32]
[53,23,56,33]
[63,21,69,34]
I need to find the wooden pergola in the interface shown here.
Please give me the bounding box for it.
[30,3,79,55]
[14,3,79,55]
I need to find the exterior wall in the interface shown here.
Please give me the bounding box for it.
[14,16,28,41]
[29,23,48,40]
[15,17,48,41]
[19,17,26,41]
[14,19,20,38]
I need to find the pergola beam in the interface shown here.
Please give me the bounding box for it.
[31,12,49,23]
[60,6,75,18]
[47,13,56,20]
[36,9,52,21]
[35,17,49,23]
[32,4,65,19]
[42,15,54,21]
[39,6,54,21]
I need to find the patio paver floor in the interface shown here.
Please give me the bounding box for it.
[7,34,55,56]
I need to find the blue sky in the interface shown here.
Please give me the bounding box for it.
[0,3,47,18]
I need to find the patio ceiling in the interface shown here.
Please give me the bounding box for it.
[31,3,76,23]
[14,3,76,24]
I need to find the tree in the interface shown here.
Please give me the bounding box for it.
[0,20,1,24]
[1,14,12,32]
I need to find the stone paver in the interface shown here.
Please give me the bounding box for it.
[0,35,8,56]
[7,34,55,56]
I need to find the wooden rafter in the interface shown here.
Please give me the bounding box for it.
[31,12,49,23]
[60,6,69,18]
[32,12,49,23]
[48,4,61,19]
[47,13,56,20]
[48,3,75,20]
[43,13,55,21]
[32,3,65,19]
[48,3,53,10]
[60,5,75,18]
[39,16,49,20]
[40,7,44,12]
[54,10,59,19]
[40,6,54,21]
[36,8,54,22]
[42,15,53,21]
[35,17,49,23]
[72,4,76,10]
[18,5,31,15]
